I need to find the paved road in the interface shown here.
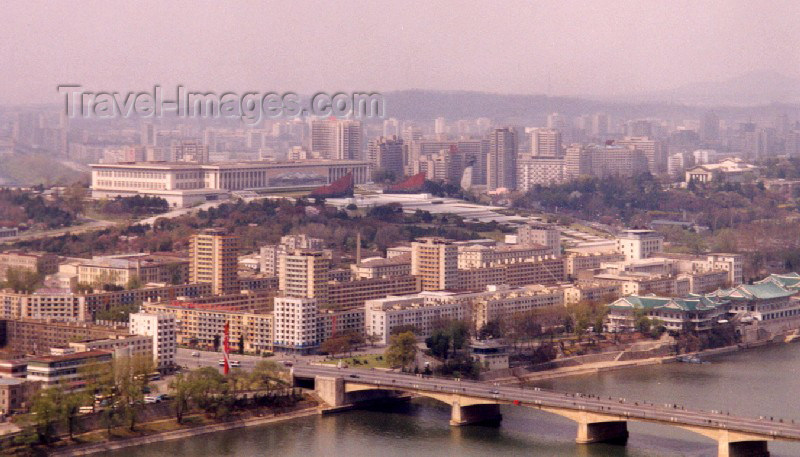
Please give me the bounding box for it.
[175,348,270,373]
[0,218,116,243]
[293,365,800,442]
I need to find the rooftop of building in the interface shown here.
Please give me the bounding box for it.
[609,294,727,312]
[756,272,800,290]
[27,350,112,364]
[356,253,411,267]
[0,378,27,386]
[714,281,795,301]
[91,159,371,170]
[78,252,188,269]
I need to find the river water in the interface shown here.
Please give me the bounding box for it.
[101,343,800,457]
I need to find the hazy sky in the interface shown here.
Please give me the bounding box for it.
[2,0,799,105]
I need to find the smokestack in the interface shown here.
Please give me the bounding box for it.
[356,231,362,264]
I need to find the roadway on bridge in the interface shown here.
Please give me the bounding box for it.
[293,365,800,442]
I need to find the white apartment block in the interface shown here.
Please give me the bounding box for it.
[471,285,564,329]
[351,254,412,279]
[517,158,566,191]
[365,285,564,344]
[273,297,320,351]
[365,291,471,345]
[565,251,626,277]
[69,334,153,361]
[528,128,562,157]
[260,234,324,276]
[616,230,664,261]
[129,312,177,370]
[0,291,88,321]
[516,223,561,258]
[457,244,553,269]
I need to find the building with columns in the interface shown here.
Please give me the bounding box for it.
[91,159,371,207]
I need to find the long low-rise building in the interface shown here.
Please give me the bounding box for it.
[365,285,565,344]
[0,283,211,322]
[326,275,421,310]
[26,350,113,388]
[91,159,372,207]
[0,318,130,355]
[457,256,566,291]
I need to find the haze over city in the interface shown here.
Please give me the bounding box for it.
[4,3,800,457]
[2,0,800,105]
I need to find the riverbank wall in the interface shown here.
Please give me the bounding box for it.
[45,402,319,457]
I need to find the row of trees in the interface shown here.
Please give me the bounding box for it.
[95,195,170,217]
[168,361,292,424]
[20,355,154,445]
[0,267,42,293]
[0,188,77,229]
[17,358,292,447]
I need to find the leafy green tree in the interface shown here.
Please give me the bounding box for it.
[126,274,143,290]
[477,320,505,340]
[2,267,42,293]
[62,391,91,440]
[29,387,62,443]
[385,331,417,371]
[425,330,451,359]
[447,320,470,352]
[169,373,192,424]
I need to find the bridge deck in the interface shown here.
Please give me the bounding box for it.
[294,365,800,442]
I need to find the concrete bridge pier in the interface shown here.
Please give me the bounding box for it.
[575,420,629,444]
[450,401,502,426]
[718,440,770,457]
[316,376,346,407]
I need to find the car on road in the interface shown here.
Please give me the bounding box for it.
[218,359,226,366]
[281,360,293,367]
[230,360,241,367]
[491,389,500,395]
[349,374,360,379]
[144,394,168,404]
[191,351,200,357]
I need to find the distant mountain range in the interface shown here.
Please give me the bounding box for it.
[621,71,800,106]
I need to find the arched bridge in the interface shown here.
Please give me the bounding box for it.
[293,365,800,457]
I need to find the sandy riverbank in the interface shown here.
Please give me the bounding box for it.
[48,406,320,457]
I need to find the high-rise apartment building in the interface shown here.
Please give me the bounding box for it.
[529,128,562,157]
[616,137,666,174]
[487,127,517,191]
[189,229,239,295]
[279,250,331,304]
[565,144,649,179]
[367,136,406,177]
[456,139,490,186]
[411,237,458,291]
[311,119,363,160]
[434,117,447,135]
[700,111,720,142]
[591,113,609,137]
[171,140,209,163]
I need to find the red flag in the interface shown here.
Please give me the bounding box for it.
[223,322,230,375]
